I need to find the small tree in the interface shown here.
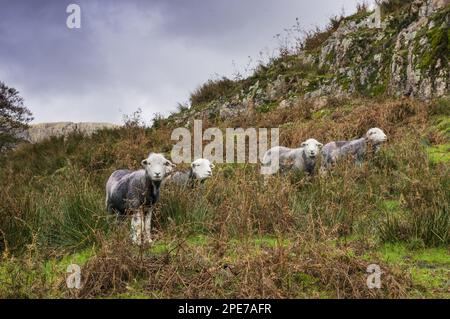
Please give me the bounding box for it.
[0,82,33,151]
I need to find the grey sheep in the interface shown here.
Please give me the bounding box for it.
[321,127,387,173]
[262,138,323,175]
[105,152,175,245]
[167,158,214,187]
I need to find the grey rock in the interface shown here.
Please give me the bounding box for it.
[25,122,119,143]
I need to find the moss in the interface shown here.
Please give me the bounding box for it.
[312,109,332,120]
[409,246,450,298]
[339,76,353,91]
[416,6,450,74]
[376,243,449,297]
[419,26,449,72]
[377,243,450,266]
[371,82,388,97]
[427,143,450,163]
[410,267,449,298]
[42,247,94,285]
[149,242,169,254]
[413,248,450,265]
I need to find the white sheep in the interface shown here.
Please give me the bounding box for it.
[321,127,388,172]
[262,138,323,175]
[105,152,176,245]
[167,158,214,187]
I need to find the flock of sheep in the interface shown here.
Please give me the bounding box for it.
[105,127,388,245]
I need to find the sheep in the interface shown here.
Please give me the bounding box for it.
[262,138,323,175]
[105,152,175,245]
[167,158,214,187]
[320,127,387,172]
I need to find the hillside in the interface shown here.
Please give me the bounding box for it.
[0,0,448,299]
[167,0,449,126]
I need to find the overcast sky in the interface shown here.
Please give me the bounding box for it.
[0,0,370,124]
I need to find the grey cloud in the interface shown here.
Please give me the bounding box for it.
[0,0,366,124]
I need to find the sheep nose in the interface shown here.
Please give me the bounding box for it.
[155,172,161,177]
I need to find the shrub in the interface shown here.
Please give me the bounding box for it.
[378,0,412,15]
[190,77,236,106]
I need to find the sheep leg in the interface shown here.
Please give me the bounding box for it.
[130,211,143,246]
[144,208,153,244]
[355,156,364,167]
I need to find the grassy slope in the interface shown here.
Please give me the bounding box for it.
[0,96,448,299]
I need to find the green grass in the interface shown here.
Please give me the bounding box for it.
[435,117,450,136]
[376,243,449,298]
[312,109,332,120]
[427,143,450,163]
[413,248,450,265]
[376,243,450,267]
[43,248,94,284]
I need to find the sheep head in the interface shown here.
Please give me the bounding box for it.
[365,128,387,146]
[301,138,323,159]
[141,153,176,181]
[191,158,214,181]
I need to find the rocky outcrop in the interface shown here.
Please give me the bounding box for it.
[389,0,449,98]
[24,122,119,143]
[314,0,449,100]
[170,0,449,123]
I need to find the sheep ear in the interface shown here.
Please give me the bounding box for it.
[210,163,215,169]
[318,143,323,149]
[141,159,148,167]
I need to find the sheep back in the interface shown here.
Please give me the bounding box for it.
[106,169,160,215]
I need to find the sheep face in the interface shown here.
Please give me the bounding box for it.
[365,128,387,145]
[141,153,175,182]
[301,138,323,159]
[192,158,214,181]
